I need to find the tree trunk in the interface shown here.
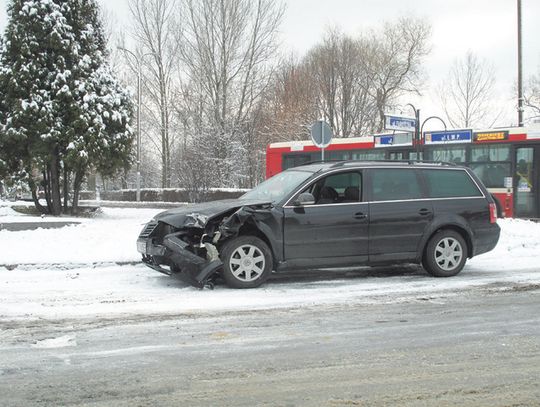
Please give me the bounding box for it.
[121,168,128,189]
[63,167,70,214]
[42,169,52,212]
[49,146,62,216]
[28,176,48,215]
[71,169,85,215]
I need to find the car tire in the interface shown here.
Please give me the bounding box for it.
[220,236,273,288]
[423,230,468,277]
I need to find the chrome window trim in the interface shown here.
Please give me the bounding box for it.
[368,196,485,204]
[282,165,485,208]
[284,201,368,209]
[284,196,486,209]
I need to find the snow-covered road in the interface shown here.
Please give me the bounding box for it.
[1,204,539,321]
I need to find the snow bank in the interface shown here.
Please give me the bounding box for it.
[0,206,21,217]
[468,218,540,271]
[0,211,539,320]
[0,207,163,265]
[1,207,538,269]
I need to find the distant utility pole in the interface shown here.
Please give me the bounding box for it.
[117,47,153,202]
[517,0,524,127]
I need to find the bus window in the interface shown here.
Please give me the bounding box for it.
[471,145,510,162]
[327,150,351,161]
[282,153,312,170]
[351,150,385,161]
[409,151,423,160]
[470,163,511,188]
[425,146,466,163]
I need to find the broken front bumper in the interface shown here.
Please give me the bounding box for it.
[137,234,222,289]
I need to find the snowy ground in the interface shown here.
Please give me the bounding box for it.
[1,202,539,321]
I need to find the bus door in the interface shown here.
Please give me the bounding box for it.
[514,146,539,218]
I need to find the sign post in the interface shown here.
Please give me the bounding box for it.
[310,120,333,161]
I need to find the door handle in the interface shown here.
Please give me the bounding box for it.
[354,212,368,220]
[418,208,431,216]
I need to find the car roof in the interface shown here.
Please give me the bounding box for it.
[291,160,462,173]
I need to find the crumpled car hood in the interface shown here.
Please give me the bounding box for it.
[153,198,272,229]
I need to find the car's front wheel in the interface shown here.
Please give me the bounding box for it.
[220,236,273,288]
[423,230,468,277]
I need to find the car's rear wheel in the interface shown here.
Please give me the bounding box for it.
[220,236,273,288]
[423,230,468,277]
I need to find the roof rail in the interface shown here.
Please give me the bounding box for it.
[299,159,345,166]
[298,159,458,168]
[329,159,457,167]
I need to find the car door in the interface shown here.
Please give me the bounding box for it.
[282,170,369,268]
[366,167,433,262]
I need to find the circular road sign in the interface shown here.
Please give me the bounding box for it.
[310,120,332,148]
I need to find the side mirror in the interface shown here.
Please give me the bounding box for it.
[293,192,316,206]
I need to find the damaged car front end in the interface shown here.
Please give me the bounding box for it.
[137,201,274,289]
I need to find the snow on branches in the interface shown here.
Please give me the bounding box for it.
[0,0,134,215]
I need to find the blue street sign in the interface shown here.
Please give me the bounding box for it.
[424,129,472,144]
[384,115,416,132]
[374,132,413,148]
[375,135,394,146]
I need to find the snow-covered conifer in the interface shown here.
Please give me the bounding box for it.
[0,0,134,214]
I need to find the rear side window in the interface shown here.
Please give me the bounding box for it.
[423,169,482,198]
[370,169,422,201]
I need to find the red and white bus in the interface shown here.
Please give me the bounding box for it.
[266,126,540,219]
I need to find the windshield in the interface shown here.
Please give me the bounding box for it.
[241,170,314,203]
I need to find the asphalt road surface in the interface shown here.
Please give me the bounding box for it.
[1,287,539,407]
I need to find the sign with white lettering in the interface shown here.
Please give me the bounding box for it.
[384,115,416,132]
[424,129,472,144]
[374,132,413,148]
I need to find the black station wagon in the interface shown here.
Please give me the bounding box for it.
[137,161,500,288]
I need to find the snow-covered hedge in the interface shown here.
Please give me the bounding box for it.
[79,188,249,203]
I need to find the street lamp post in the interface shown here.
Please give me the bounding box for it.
[517,0,524,126]
[420,116,448,143]
[405,103,421,158]
[117,47,153,202]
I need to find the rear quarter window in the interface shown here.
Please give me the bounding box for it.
[370,168,422,201]
[423,169,482,198]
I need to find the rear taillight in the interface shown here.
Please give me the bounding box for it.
[489,203,497,224]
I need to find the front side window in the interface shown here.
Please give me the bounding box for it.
[370,169,422,201]
[423,169,482,198]
[304,171,362,204]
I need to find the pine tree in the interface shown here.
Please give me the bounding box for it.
[0,0,134,215]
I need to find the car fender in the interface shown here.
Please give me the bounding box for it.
[219,206,284,262]
[416,214,474,262]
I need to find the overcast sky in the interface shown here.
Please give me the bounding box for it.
[0,0,539,127]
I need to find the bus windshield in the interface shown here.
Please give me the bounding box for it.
[242,170,313,203]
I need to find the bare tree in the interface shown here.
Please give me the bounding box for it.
[258,55,318,141]
[439,51,499,128]
[360,17,431,131]
[260,17,429,143]
[306,29,377,137]
[178,0,284,187]
[129,0,181,188]
[524,69,540,117]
